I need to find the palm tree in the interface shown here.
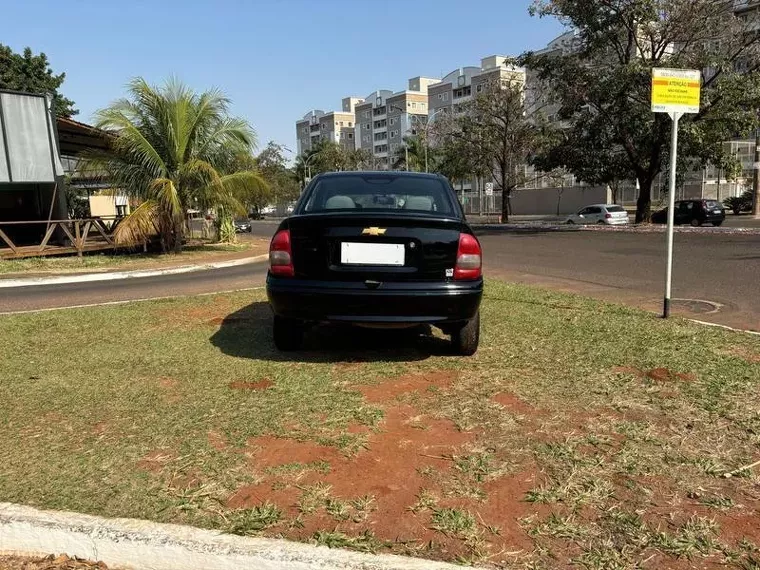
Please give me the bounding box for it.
[392,136,432,172]
[89,78,266,251]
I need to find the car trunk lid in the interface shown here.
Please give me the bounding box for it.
[286,213,467,282]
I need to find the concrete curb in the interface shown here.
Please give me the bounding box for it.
[473,223,760,235]
[0,255,268,289]
[0,503,459,570]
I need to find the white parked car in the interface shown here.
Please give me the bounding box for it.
[565,204,630,225]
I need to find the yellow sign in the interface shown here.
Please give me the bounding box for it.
[652,68,701,114]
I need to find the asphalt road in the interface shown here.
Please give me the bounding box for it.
[0,263,269,313]
[2,223,758,331]
[476,229,760,331]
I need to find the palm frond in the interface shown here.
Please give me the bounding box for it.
[148,178,183,223]
[113,200,159,246]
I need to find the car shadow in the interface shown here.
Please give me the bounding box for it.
[209,302,450,363]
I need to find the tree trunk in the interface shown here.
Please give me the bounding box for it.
[635,176,653,223]
[501,189,511,222]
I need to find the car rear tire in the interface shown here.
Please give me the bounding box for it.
[273,315,303,351]
[452,311,480,356]
[597,220,606,225]
[690,218,702,227]
[566,220,575,225]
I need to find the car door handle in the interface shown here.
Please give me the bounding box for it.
[364,280,382,289]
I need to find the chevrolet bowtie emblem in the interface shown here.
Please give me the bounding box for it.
[362,227,387,236]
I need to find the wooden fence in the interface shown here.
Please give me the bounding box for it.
[0,217,122,259]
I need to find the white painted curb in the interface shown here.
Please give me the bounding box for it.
[0,503,459,570]
[0,255,268,289]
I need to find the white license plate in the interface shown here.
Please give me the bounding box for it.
[713,210,721,214]
[340,242,405,266]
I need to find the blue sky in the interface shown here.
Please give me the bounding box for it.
[0,0,564,156]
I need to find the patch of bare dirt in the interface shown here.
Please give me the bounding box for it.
[357,371,457,404]
[155,376,181,404]
[0,555,107,569]
[228,379,273,391]
[207,430,229,451]
[136,449,176,473]
[492,392,535,415]
[226,369,539,558]
[612,366,695,383]
[723,346,760,365]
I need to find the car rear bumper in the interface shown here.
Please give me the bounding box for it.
[267,276,483,324]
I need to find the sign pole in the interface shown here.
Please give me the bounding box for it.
[663,111,681,318]
[651,68,701,319]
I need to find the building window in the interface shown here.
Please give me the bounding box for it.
[348,122,352,127]
[391,130,398,138]
[437,93,443,100]
[365,123,370,130]
[364,110,370,118]
[443,92,449,101]
[348,133,353,139]
[476,84,483,93]
[339,121,344,126]
[408,101,412,107]
[321,123,326,130]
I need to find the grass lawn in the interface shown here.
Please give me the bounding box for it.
[1,281,759,569]
[0,237,269,275]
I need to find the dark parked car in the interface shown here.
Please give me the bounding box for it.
[651,199,725,226]
[234,219,251,233]
[266,171,483,355]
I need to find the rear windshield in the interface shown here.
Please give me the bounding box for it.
[704,200,721,208]
[606,205,626,212]
[301,174,456,215]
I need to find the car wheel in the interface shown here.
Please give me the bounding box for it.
[690,218,701,227]
[273,315,303,351]
[452,311,480,356]
[597,220,606,225]
[566,220,575,225]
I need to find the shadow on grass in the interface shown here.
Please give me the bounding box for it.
[209,302,449,363]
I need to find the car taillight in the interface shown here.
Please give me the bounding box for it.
[269,229,294,277]
[454,233,482,280]
[605,213,612,219]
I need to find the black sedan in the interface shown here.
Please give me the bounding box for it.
[651,199,725,226]
[266,171,483,355]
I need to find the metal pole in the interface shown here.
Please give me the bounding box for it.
[405,144,409,171]
[664,112,681,318]
[753,127,760,219]
[424,128,429,173]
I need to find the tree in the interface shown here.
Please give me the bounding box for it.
[222,151,272,218]
[392,136,431,172]
[0,44,77,117]
[88,78,265,251]
[296,141,372,182]
[256,142,299,205]
[436,77,550,221]
[526,0,760,222]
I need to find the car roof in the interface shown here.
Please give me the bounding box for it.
[315,171,445,180]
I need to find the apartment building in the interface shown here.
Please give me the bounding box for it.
[295,96,363,156]
[428,56,526,121]
[353,77,438,169]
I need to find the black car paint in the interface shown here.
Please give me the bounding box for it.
[266,172,483,326]
[651,200,725,226]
